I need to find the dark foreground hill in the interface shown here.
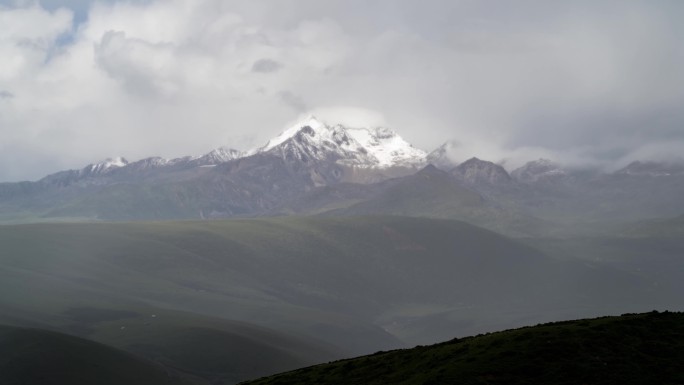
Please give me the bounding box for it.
[243,311,684,385]
[0,325,190,385]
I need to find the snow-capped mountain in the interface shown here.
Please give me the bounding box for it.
[511,159,567,183]
[344,125,426,167]
[83,157,129,175]
[39,116,427,189]
[252,116,427,168]
[426,141,459,170]
[124,156,173,171]
[616,161,684,177]
[252,116,376,166]
[3,111,684,226]
[190,147,244,167]
[39,157,129,186]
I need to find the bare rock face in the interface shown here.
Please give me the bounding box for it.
[426,141,459,171]
[450,157,512,187]
[615,160,684,177]
[510,159,567,183]
[2,115,684,226]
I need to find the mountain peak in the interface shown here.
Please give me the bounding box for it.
[464,156,481,163]
[84,157,129,175]
[511,158,566,183]
[451,157,511,185]
[416,163,445,176]
[193,147,244,166]
[426,141,459,170]
[344,125,426,168]
[258,116,328,153]
[616,160,684,177]
[101,156,128,167]
[252,116,426,168]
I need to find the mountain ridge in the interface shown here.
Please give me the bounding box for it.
[2,116,684,228]
[10,115,684,187]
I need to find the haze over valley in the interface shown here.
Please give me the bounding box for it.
[1,1,683,384]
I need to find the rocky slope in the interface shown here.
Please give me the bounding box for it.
[1,117,684,230]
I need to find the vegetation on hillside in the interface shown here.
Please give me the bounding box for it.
[0,325,191,385]
[243,311,684,385]
[1,217,681,383]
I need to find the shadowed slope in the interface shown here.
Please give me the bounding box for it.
[0,325,191,385]
[243,311,684,385]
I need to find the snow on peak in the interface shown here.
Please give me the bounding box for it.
[511,158,566,182]
[251,116,426,168]
[195,146,244,165]
[257,115,327,153]
[85,157,129,174]
[426,141,460,170]
[102,156,128,168]
[616,161,684,177]
[344,125,426,167]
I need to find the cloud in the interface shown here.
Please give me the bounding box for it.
[0,90,13,99]
[252,58,283,73]
[94,30,180,97]
[278,90,306,112]
[613,140,684,171]
[0,4,72,80]
[0,0,683,181]
[305,107,387,129]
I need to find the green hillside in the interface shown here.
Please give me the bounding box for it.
[0,216,656,348]
[243,311,684,385]
[620,214,684,238]
[321,166,548,237]
[523,213,684,311]
[0,325,190,385]
[0,216,675,383]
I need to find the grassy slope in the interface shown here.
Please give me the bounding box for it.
[0,217,664,336]
[0,216,654,347]
[0,218,353,384]
[243,311,684,385]
[0,217,411,353]
[522,215,684,312]
[321,167,549,237]
[621,214,684,238]
[0,216,673,383]
[0,325,190,385]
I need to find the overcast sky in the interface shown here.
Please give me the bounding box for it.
[1,0,683,181]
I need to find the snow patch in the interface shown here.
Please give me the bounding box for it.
[84,157,129,174]
[251,116,426,168]
[257,116,327,153]
[346,126,426,167]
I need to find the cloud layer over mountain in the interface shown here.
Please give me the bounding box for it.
[1,0,683,181]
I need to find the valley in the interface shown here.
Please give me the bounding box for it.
[3,0,683,382]
[1,215,682,383]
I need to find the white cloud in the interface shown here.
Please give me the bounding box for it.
[0,4,72,80]
[301,107,387,129]
[0,0,683,181]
